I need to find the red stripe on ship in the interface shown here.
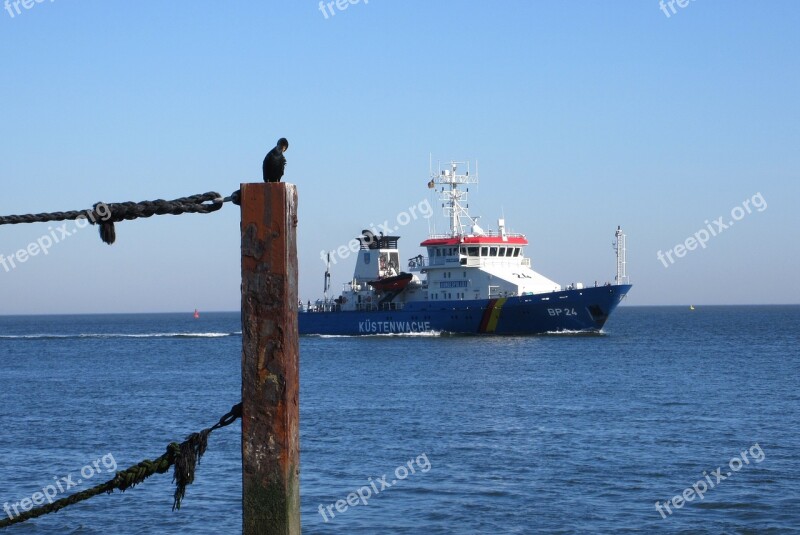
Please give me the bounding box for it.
[478,299,499,333]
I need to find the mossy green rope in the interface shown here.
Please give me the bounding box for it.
[0,402,241,529]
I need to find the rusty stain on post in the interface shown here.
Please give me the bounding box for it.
[240,182,300,535]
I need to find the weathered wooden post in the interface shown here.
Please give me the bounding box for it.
[240,182,300,535]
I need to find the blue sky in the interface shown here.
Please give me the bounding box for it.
[0,0,797,314]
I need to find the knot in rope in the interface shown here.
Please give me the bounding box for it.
[0,402,242,529]
[0,190,239,245]
[95,192,225,244]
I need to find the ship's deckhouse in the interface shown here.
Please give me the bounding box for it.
[420,234,530,267]
[413,229,559,300]
[352,231,402,284]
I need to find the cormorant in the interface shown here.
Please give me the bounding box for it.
[262,138,289,182]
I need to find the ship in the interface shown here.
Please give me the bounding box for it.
[299,161,631,335]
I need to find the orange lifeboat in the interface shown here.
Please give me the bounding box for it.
[367,272,413,293]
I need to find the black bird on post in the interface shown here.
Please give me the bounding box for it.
[262,138,289,183]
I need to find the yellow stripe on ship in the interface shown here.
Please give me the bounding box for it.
[485,297,508,333]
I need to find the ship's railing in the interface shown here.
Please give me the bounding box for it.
[354,302,405,312]
[490,288,520,298]
[425,230,527,239]
[302,302,406,313]
[424,233,457,239]
[409,256,460,269]
[302,301,341,313]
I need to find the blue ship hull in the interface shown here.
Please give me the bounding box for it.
[299,285,631,335]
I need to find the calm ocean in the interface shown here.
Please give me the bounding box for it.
[0,306,798,534]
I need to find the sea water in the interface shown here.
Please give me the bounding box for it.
[0,306,798,533]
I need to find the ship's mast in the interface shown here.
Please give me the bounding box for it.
[430,161,479,237]
[614,226,629,285]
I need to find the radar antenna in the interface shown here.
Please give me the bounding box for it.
[430,160,480,237]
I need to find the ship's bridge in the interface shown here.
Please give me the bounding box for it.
[411,221,530,270]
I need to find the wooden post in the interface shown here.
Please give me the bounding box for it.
[240,182,300,535]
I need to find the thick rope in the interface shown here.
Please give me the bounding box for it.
[0,190,241,244]
[0,402,242,529]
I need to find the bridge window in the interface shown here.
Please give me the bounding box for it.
[481,247,488,256]
[490,247,498,256]
[513,248,520,257]
[505,247,513,257]
[468,247,478,257]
